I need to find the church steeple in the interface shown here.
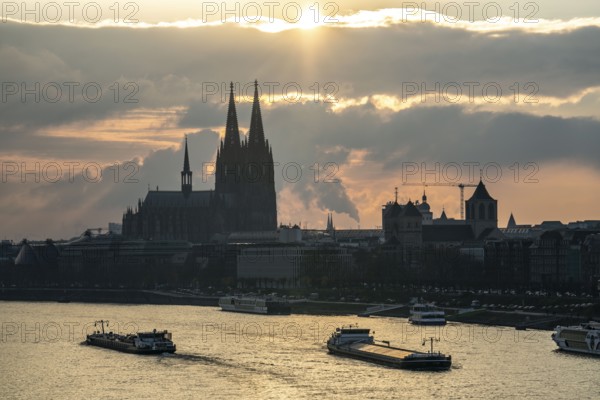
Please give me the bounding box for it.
[440,208,448,220]
[183,136,190,172]
[181,136,192,196]
[248,80,265,146]
[507,213,517,228]
[224,82,240,148]
[326,213,335,232]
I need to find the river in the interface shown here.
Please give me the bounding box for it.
[0,302,597,399]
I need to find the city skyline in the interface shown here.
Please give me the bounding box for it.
[2,1,600,240]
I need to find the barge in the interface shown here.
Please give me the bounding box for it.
[86,320,176,354]
[327,325,451,370]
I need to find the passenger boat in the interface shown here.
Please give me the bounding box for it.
[552,321,600,356]
[326,325,451,370]
[409,303,446,325]
[218,295,291,315]
[86,320,176,354]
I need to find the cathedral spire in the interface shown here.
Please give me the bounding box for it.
[248,80,265,146]
[326,213,335,232]
[183,135,190,172]
[181,135,192,196]
[224,82,240,148]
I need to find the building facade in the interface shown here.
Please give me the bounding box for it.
[382,199,423,246]
[122,81,277,243]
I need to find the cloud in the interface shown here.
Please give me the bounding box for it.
[264,102,600,170]
[2,21,600,107]
[0,131,219,239]
[3,100,600,239]
[6,5,600,34]
[1,9,600,238]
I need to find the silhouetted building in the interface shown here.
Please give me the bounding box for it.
[529,230,581,288]
[507,213,517,228]
[237,245,355,288]
[432,208,464,225]
[535,221,566,231]
[14,239,59,268]
[326,213,335,233]
[422,225,474,247]
[465,180,498,239]
[122,81,277,243]
[57,230,195,287]
[382,199,423,246]
[485,238,532,286]
[0,240,18,266]
[415,191,433,224]
[582,234,600,293]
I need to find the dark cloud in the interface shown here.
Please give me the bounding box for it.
[1,18,600,238]
[3,100,600,239]
[254,101,600,170]
[178,100,228,128]
[1,21,599,106]
[0,130,219,239]
[2,20,599,159]
[365,107,600,169]
[0,130,156,161]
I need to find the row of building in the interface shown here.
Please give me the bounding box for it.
[3,206,600,291]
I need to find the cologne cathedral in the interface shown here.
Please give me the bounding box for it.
[122,81,277,243]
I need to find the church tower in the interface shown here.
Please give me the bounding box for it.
[416,190,433,225]
[181,136,192,197]
[242,80,277,231]
[214,80,277,232]
[326,213,335,232]
[215,82,243,197]
[465,180,498,238]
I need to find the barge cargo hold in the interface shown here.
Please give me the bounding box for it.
[327,325,451,370]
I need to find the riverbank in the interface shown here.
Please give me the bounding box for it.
[0,287,596,330]
[0,287,219,306]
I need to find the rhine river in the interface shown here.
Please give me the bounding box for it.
[0,301,598,399]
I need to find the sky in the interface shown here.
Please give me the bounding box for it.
[1,0,600,240]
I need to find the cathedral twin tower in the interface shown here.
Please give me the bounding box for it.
[215,81,278,232]
[123,81,277,243]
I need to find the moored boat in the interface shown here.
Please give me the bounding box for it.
[409,303,446,325]
[552,321,600,356]
[86,320,176,354]
[219,295,291,315]
[326,325,451,370]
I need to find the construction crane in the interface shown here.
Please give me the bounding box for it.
[402,182,478,220]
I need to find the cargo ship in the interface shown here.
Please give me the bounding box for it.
[219,295,291,315]
[552,321,600,356]
[86,320,176,354]
[327,325,451,370]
